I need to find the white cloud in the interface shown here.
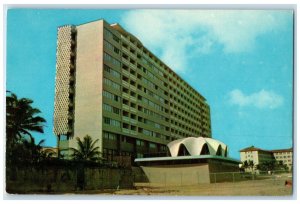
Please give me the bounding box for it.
[228,89,284,109]
[121,10,289,72]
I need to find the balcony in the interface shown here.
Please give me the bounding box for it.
[122,57,130,66]
[129,84,137,91]
[122,104,130,110]
[128,107,136,113]
[122,116,137,124]
[131,119,137,124]
[122,81,130,87]
[122,69,130,77]
[122,47,131,55]
[129,96,137,102]
[122,128,130,134]
[122,92,130,99]
[121,35,130,43]
[128,62,136,70]
[129,73,137,81]
[122,116,130,122]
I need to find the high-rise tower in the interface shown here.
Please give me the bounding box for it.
[54,19,212,160]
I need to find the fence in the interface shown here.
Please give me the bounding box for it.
[134,170,293,187]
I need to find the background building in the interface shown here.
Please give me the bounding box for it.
[240,146,274,167]
[239,146,293,171]
[53,19,212,161]
[272,148,293,170]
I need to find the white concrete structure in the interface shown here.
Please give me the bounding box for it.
[167,137,228,157]
[135,137,239,185]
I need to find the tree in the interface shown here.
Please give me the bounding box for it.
[256,161,276,172]
[242,160,256,173]
[6,91,46,147]
[22,136,46,164]
[248,160,255,173]
[243,160,249,169]
[8,136,48,166]
[70,135,101,161]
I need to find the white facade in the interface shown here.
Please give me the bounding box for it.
[167,137,228,157]
[240,146,293,172]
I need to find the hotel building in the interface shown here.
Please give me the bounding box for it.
[53,19,212,160]
[240,146,293,171]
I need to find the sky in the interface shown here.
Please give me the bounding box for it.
[6,9,294,159]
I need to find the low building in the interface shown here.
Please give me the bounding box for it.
[239,146,293,172]
[239,146,274,172]
[135,137,240,186]
[272,148,293,170]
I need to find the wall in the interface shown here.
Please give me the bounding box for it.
[141,163,210,186]
[6,166,133,194]
[72,20,104,150]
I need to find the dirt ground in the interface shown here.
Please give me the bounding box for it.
[8,175,292,197]
[91,177,293,197]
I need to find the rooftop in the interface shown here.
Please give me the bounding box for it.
[240,146,293,153]
[135,155,241,164]
[271,148,293,153]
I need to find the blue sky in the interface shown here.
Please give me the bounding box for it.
[6,9,294,159]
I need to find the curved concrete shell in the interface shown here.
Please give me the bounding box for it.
[167,137,228,157]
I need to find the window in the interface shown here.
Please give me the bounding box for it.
[104,52,121,67]
[136,139,145,146]
[142,129,152,136]
[104,64,121,78]
[103,103,112,112]
[113,35,120,43]
[104,77,120,90]
[103,103,120,115]
[149,143,157,149]
[103,91,120,102]
[104,117,110,124]
[104,40,120,55]
[103,117,121,127]
[136,153,143,158]
[113,107,120,114]
[103,131,117,140]
[104,28,120,43]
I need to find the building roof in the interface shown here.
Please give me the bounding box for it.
[271,148,293,153]
[239,146,271,153]
[135,155,241,164]
[240,146,293,153]
[167,137,228,157]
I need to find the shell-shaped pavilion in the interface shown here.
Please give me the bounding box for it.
[167,137,228,157]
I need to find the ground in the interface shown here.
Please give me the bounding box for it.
[75,175,293,197]
[7,173,293,197]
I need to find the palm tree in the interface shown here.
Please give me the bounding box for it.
[22,136,46,163]
[70,135,101,161]
[6,91,46,147]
